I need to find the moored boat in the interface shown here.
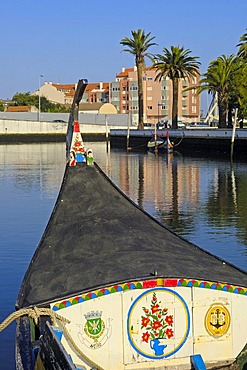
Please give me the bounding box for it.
[7,80,247,369]
[147,135,165,151]
[148,131,174,154]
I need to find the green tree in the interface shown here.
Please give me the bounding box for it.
[227,57,247,125]
[0,101,4,112]
[120,29,157,130]
[238,101,247,126]
[153,46,200,129]
[197,55,244,128]
[237,28,247,59]
[12,92,38,107]
[12,92,70,113]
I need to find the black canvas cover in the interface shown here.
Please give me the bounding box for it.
[16,163,247,308]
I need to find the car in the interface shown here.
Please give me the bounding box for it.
[187,122,209,128]
[167,121,186,129]
[52,119,67,123]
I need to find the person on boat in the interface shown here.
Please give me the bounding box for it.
[86,149,94,165]
[69,151,76,166]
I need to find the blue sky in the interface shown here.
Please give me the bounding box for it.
[1,0,247,113]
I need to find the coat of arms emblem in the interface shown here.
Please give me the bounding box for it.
[77,310,112,349]
[84,310,105,339]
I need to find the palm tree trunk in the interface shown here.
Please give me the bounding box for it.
[137,60,144,130]
[172,78,179,129]
[218,99,227,128]
[227,103,233,128]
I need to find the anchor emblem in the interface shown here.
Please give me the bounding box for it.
[210,308,225,329]
[205,304,230,337]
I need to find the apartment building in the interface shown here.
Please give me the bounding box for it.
[34,82,110,106]
[81,82,109,104]
[35,69,200,124]
[33,82,76,105]
[110,66,201,125]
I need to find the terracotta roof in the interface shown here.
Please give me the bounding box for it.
[116,66,156,78]
[64,91,75,97]
[85,83,109,92]
[52,83,75,90]
[7,106,31,112]
[47,82,110,99]
[116,68,135,77]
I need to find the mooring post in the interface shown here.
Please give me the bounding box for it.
[127,112,130,151]
[230,108,238,162]
[105,114,109,153]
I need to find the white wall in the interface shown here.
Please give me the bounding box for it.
[0,119,129,134]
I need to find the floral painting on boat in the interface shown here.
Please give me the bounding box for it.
[127,288,190,359]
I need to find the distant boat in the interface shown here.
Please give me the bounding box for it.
[147,135,165,150]
[148,131,174,153]
[13,80,247,370]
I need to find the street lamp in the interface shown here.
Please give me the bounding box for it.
[157,102,162,124]
[38,75,43,121]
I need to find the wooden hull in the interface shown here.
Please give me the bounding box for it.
[15,81,247,370]
[16,277,247,369]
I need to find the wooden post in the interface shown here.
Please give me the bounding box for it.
[230,108,238,162]
[127,112,130,151]
[105,114,109,153]
[154,121,158,153]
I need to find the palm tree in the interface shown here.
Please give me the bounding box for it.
[197,55,243,127]
[153,46,200,129]
[120,29,157,130]
[228,57,247,125]
[237,29,247,59]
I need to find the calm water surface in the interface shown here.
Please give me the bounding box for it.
[0,142,247,369]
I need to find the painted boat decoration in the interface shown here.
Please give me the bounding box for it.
[13,81,247,370]
[147,131,174,154]
[147,135,165,150]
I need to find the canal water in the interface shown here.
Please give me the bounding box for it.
[0,142,247,369]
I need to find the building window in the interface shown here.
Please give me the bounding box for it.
[147,106,153,110]
[147,86,152,91]
[192,106,197,113]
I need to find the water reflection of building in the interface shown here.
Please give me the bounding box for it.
[115,153,201,216]
[0,143,65,166]
[0,143,66,196]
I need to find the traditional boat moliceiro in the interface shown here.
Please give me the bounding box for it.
[14,80,247,370]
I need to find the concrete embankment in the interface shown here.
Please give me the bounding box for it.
[0,119,124,143]
[110,128,247,159]
[1,120,247,160]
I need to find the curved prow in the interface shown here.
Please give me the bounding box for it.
[66,79,88,159]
